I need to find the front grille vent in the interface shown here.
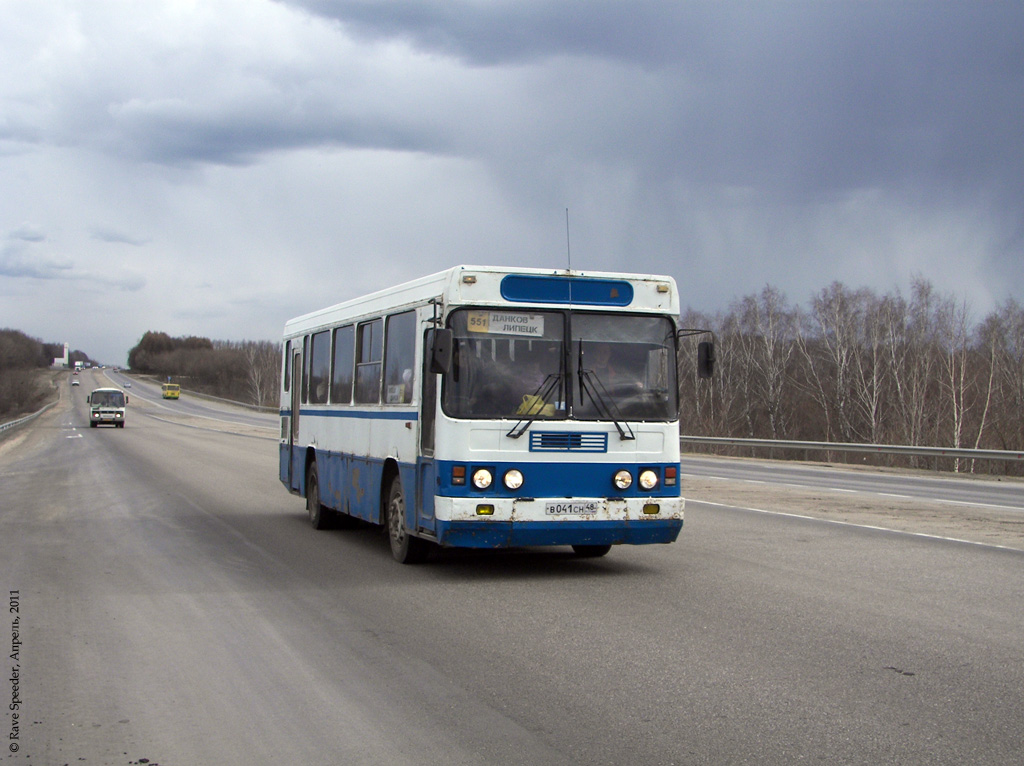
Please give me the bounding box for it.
[529,432,608,453]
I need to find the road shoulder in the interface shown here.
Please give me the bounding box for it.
[684,472,1024,551]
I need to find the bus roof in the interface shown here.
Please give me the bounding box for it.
[283,265,679,338]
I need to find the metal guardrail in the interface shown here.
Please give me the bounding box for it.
[168,387,278,414]
[680,435,1024,463]
[128,374,277,413]
[0,399,59,435]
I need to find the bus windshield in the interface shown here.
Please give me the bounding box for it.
[442,309,677,421]
[91,390,125,407]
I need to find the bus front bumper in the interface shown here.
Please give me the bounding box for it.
[91,411,124,423]
[430,496,683,549]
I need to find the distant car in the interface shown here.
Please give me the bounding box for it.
[71,378,80,386]
[124,381,132,388]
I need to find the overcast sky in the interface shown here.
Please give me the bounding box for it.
[2,0,1022,365]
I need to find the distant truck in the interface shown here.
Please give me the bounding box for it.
[87,387,129,428]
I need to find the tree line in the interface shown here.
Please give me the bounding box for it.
[0,329,93,419]
[678,278,1023,475]
[128,331,280,407]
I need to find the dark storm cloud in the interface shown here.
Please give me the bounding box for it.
[110,103,450,167]
[283,0,704,66]
[282,0,1024,205]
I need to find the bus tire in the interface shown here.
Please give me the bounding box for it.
[572,544,612,558]
[306,463,333,530]
[386,477,429,564]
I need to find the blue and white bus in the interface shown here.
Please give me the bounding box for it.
[279,265,713,563]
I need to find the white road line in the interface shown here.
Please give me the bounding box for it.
[682,473,1024,513]
[693,499,1022,553]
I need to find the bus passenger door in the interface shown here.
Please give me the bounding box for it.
[288,349,302,491]
[416,330,438,532]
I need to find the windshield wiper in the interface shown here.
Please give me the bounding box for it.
[506,373,562,439]
[577,368,635,441]
[575,340,635,440]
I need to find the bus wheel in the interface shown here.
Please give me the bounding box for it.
[386,477,429,564]
[306,463,333,530]
[572,544,612,558]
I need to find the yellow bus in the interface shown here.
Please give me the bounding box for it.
[161,383,180,400]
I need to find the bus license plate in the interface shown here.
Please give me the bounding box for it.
[545,501,599,516]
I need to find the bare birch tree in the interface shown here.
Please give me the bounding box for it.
[243,340,282,407]
[733,286,797,441]
[883,279,940,454]
[934,296,973,470]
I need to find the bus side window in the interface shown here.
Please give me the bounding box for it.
[309,330,330,404]
[301,335,310,405]
[384,311,416,404]
[331,325,355,405]
[355,319,383,404]
[283,340,291,392]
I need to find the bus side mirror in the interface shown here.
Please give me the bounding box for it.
[430,329,453,374]
[86,395,91,404]
[125,395,129,405]
[697,341,715,379]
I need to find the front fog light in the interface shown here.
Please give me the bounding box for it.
[472,468,493,489]
[639,470,659,490]
[613,470,632,490]
[504,469,524,490]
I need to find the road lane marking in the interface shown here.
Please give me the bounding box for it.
[692,499,1023,553]
[682,473,1024,513]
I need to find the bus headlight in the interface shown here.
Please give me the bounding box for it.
[639,470,659,490]
[613,470,632,490]
[472,468,493,489]
[503,469,524,490]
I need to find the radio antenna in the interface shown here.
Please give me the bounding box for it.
[565,208,572,271]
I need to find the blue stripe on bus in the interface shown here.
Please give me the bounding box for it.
[436,459,681,499]
[280,444,678,502]
[434,519,682,548]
